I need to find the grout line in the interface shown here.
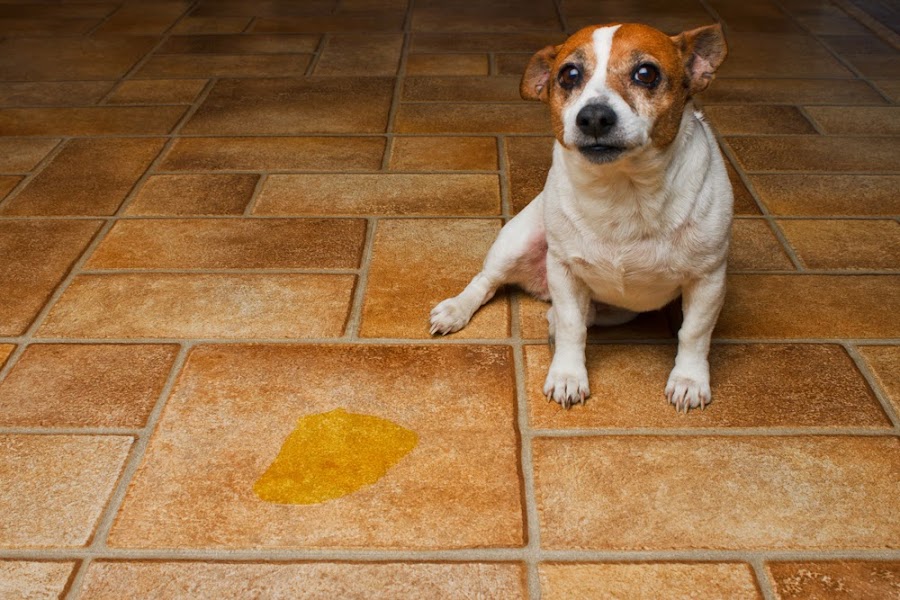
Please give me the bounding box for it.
[763,218,806,272]
[844,343,900,433]
[63,558,91,600]
[84,3,120,37]
[305,33,329,76]
[751,558,778,600]
[78,268,361,275]
[529,427,898,437]
[343,218,378,339]
[0,137,69,212]
[795,105,826,135]
[242,172,268,215]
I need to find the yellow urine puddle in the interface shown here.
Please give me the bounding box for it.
[254,408,418,505]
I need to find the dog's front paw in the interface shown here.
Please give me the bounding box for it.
[429,297,472,335]
[543,364,590,409]
[665,366,711,413]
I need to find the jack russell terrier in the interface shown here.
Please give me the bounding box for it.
[430,22,731,413]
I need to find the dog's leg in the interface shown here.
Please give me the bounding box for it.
[543,256,592,408]
[430,196,547,335]
[666,265,727,412]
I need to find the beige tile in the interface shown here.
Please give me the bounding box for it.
[411,32,562,53]
[805,106,900,135]
[0,81,112,107]
[0,344,177,428]
[0,138,59,172]
[88,219,366,269]
[94,1,190,34]
[159,137,385,171]
[540,563,761,600]
[255,174,500,216]
[390,137,498,170]
[0,344,12,368]
[108,344,523,549]
[406,54,489,75]
[0,37,157,81]
[361,219,510,338]
[506,136,553,214]
[183,78,394,135]
[728,137,900,172]
[0,220,101,336]
[525,344,889,429]
[716,275,900,339]
[0,176,20,201]
[700,78,887,105]
[316,34,402,76]
[778,220,899,270]
[107,79,207,104]
[518,295,674,340]
[858,346,900,416]
[159,33,319,54]
[0,435,132,548]
[172,16,253,34]
[136,54,311,78]
[751,175,900,216]
[767,561,900,599]
[730,220,794,270]
[0,561,75,599]
[533,436,900,549]
[717,33,853,78]
[0,107,186,136]
[125,174,258,216]
[704,106,816,135]
[38,274,355,339]
[1,138,166,216]
[395,103,551,134]
[403,75,522,101]
[81,561,526,599]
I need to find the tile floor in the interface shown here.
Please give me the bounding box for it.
[0,0,898,598]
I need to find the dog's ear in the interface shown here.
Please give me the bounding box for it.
[672,23,727,94]
[520,44,559,102]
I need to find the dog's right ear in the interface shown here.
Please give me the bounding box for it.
[520,45,559,102]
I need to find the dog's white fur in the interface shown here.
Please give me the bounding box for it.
[430,23,732,412]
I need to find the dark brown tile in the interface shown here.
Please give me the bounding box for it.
[506,136,553,213]
[704,105,816,135]
[0,176,20,201]
[0,37,157,81]
[822,34,895,55]
[0,4,116,19]
[0,561,74,599]
[717,33,854,78]
[315,34,403,76]
[728,137,900,172]
[700,78,887,105]
[804,106,900,135]
[252,12,406,33]
[172,16,252,34]
[0,107,186,136]
[730,220,794,270]
[795,13,872,35]
[396,103,551,134]
[411,32,563,53]
[412,1,562,32]
[496,53,531,76]
[778,219,900,270]
[0,18,98,36]
[872,79,900,102]
[403,75,521,101]
[406,54,489,75]
[0,81,113,107]
[94,1,190,34]
[136,54,311,78]
[107,79,207,104]
[768,561,900,599]
[159,33,319,54]
[707,0,801,33]
[191,0,337,18]
[0,138,59,172]
[750,174,900,216]
[125,174,258,216]
[839,54,900,79]
[858,345,900,416]
[390,136,498,170]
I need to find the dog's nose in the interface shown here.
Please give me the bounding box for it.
[575,104,617,137]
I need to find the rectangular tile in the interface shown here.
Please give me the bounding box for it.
[728,137,900,172]
[94,1,190,34]
[777,219,899,270]
[402,75,522,101]
[395,103,551,134]
[700,78,887,105]
[2,17,99,36]
[767,561,900,599]
[506,136,553,214]
[136,54,311,78]
[412,2,561,32]
[0,81,112,107]
[0,107,186,136]
[704,105,816,135]
[87,219,366,269]
[726,159,762,215]
[730,220,794,270]
[411,32,563,53]
[0,37,157,81]
[533,436,900,549]
[125,174,258,216]
[255,174,501,216]
[717,33,854,78]
[858,346,900,417]
[107,79,207,104]
[315,34,403,76]
[252,13,406,33]
[804,106,900,135]
[389,136,498,171]
[0,561,75,599]
[172,16,253,34]
[159,34,319,54]
[191,0,337,18]
[406,54,489,75]
[750,174,900,216]
[38,274,355,339]
[0,344,12,368]
[0,435,132,547]
[517,294,674,340]
[0,138,59,172]
[0,176,20,201]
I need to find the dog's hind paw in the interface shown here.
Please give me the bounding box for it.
[665,367,711,413]
[429,297,473,335]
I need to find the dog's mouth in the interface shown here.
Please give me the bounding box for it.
[577,144,627,164]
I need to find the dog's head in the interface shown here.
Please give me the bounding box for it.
[521,23,727,164]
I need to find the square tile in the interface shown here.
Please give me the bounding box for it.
[106,80,207,104]
[858,345,900,417]
[361,219,510,338]
[767,561,900,599]
[730,220,794,270]
[0,435,132,547]
[107,344,523,549]
[38,274,356,339]
[0,37,157,81]
[777,219,899,270]
[533,436,900,549]
[699,78,887,105]
[0,107,186,136]
[255,174,501,216]
[159,34,319,54]
[125,174,259,216]
[804,106,900,135]
[0,82,112,107]
[136,55,312,78]
[406,54,489,75]
[704,106,816,135]
[728,137,900,172]
[402,75,522,101]
[0,138,59,172]
[315,34,403,75]
[750,175,900,216]
[505,136,553,214]
[0,561,75,599]
[518,295,674,340]
[0,344,178,428]
[395,103,551,134]
[389,137,498,170]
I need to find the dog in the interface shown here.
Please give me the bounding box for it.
[429,22,732,413]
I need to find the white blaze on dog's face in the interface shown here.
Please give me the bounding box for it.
[520,23,727,164]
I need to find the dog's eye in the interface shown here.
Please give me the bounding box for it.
[557,64,582,90]
[633,63,660,87]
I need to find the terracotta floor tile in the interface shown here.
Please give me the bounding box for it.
[0,4,116,18]
[518,295,674,340]
[750,174,900,216]
[858,346,900,416]
[87,218,366,269]
[389,136,498,170]
[1,138,166,216]
[159,33,320,54]
[0,36,157,81]
[706,0,803,33]
[182,78,394,134]
[821,33,895,56]
[0,81,112,107]
[0,435,132,548]
[0,18,98,35]
[0,138,59,172]
[94,1,190,35]
[525,344,889,429]
[716,275,900,339]
[716,33,853,78]
[726,159,762,215]
[704,106,816,135]
[411,32,563,53]
[252,12,406,33]
[38,274,355,339]
[0,561,75,599]
[496,53,530,76]
[190,0,336,18]
[0,176,20,201]
[159,137,385,171]
[106,79,207,104]
[0,344,12,368]
[533,435,900,550]
[778,219,899,270]
[699,78,887,105]
[255,174,500,216]
[767,561,900,599]
[316,34,402,76]
[730,220,794,270]
[506,136,553,213]
[172,16,253,34]
[125,173,258,215]
[0,344,177,428]
[136,54,312,78]
[81,561,527,599]
[406,54,489,75]
[411,2,562,32]
[804,106,900,136]
[540,563,761,600]
[0,220,101,336]
[108,344,523,548]
[843,54,900,79]
[397,103,551,134]
[728,136,900,172]
[873,79,900,102]
[0,107,186,136]
[361,219,510,338]
[403,75,521,101]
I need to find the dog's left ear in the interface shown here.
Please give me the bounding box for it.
[672,24,727,94]
[520,44,559,102]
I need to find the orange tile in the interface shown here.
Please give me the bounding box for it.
[38,274,355,339]
[0,107,186,136]
[395,103,551,134]
[183,78,394,134]
[125,174,258,216]
[94,1,190,34]
[704,106,816,135]
[525,344,889,429]
[361,219,510,338]
[315,34,403,76]
[0,344,12,368]
[726,159,762,215]
[0,435,132,548]
[700,78,887,105]
[390,136,498,171]
[728,137,900,172]
[0,561,75,599]
[750,174,900,216]
[403,75,522,101]
[778,219,899,270]
[136,54,312,78]
[81,561,527,599]
[518,295,674,340]
[255,174,500,216]
[107,344,523,549]
[717,33,853,78]
[540,563,761,600]
[159,33,319,54]
[87,219,366,269]
[0,81,112,107]
[0,37,157,81]
[406,54,489,75]
[858,345,900,417]
[533,436,900,549]
[717,275,900,339]
[0,344,178,428]
[506,136,553,213]
[767,561,900,599]
[0,220,101,336]
[159,137,385,171]
[107,79,207,104]
[0,138,59,172]
[1,138,166,216]
[172,16,253,34]
[804,106,900,135]
[729,220,793,270]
